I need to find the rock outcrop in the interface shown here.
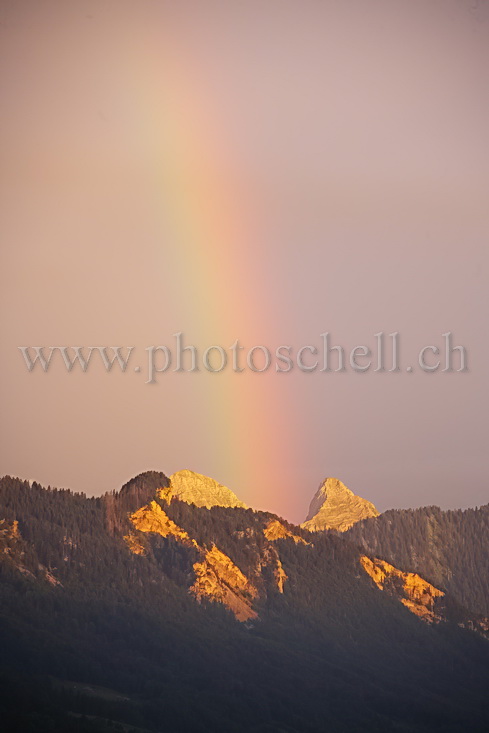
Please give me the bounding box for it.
[0,518,61,585]
[302,478,379,532]
[126,498,257,621]
[169,470,247,509]
[129,500,193,543]
[264,519,309,545]
[360,555,444,622]
[257,544,288,593]
[191,545,258,622]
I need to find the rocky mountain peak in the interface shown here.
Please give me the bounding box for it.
[169,469,247,510]
[301,477,379,532]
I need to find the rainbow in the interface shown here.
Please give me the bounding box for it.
[121,27,298,515]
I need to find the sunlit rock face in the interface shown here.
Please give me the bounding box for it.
[129,500,192,543]
[263,519,309,545]
[125,500,196,555]
[126,498,256,620]
[301,478,379,532]
[169,470,247,510]
[123,486,299,620]
[191,545,258,622]
[274,557,287,594]
[360,555,444,623]
[256,544,288,594]
[0,517,61,585]
[123,533,146,556]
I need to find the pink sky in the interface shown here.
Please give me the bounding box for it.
[1,0,488,523]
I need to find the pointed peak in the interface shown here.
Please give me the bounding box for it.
[318,477,354,498]
[301,477,379,532]
[169,469,247,510]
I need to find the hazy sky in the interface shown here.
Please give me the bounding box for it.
[1,0,488,523]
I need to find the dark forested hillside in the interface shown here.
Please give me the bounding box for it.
[0,474,488,733]
[345,504,489,616]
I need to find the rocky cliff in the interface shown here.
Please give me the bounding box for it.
[302,477,379,532]
[124,494,259,620]
[360,555,445,622]
[169,469,247,509]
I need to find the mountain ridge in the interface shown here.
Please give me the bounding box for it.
[0,472,488,732]
[0,472,485,630]
[346,503,489,616]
